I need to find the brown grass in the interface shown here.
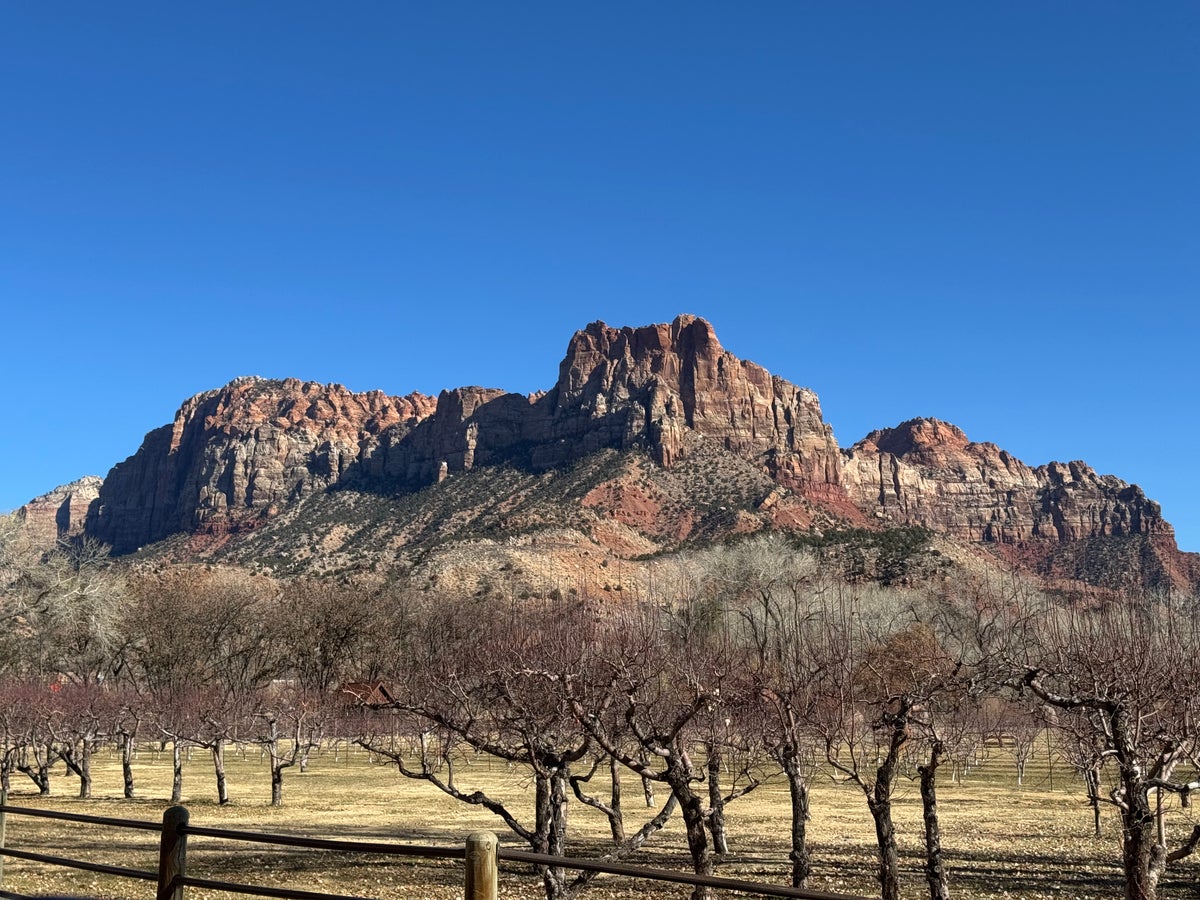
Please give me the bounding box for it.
[1,742,1197,899]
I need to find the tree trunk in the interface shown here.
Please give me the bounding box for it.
[869,796,902,900]
[639,749,655,807]
[532,767,571,900]
[919,742,950,900]
[865,706,909,900]
[1122,795,1165,900]
[212,740,229,805]
[546,768,570,898]
[24,766,51,795]
[665,761,712,900]
[782,751,812,888]
[19,749,52,796]
[171,741,184,804]
[121,732,136,798]
[1085,766,1101,837]
[608,755,626,844]
[705,742,729,856]
[271,763,284,807]
[77,742,92,800]
[681,792,713,900]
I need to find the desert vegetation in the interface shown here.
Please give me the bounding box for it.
[1,518,1198,899]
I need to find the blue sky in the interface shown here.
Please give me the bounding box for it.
[2,3,1197,550]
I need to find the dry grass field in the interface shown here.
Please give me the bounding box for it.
[1,742,1197,899]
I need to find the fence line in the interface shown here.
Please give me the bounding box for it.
[0,792,869,900]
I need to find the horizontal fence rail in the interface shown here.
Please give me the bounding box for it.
[179,823,466,859]
[499,846,869,900]
[0,793,869,900]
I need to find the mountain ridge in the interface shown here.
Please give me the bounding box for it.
[51,315,1194,591]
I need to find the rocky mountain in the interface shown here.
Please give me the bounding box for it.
[842,417,1169,543]
[15,476,103,548]
[86,378,436,552]
[77,315,1195,592]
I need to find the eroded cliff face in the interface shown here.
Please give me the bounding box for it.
[86,377,436,552]
[363,315,844,499]
[80,317,1181,576]
[548,316,843,487]
[840,418,1170,542]
[16,476,103,548]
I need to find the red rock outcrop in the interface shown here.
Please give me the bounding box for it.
[547,317,842,488]
[16,476,103,548]
[87,378,436,552]
[80,318,1185,585]
[840,418,1170,542]
[367,316,843,504]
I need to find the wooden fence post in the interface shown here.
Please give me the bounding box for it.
[0,788,7,888]
[157,805,189,900]
[463,831,498,900]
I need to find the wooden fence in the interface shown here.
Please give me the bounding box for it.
[0,792,869,900]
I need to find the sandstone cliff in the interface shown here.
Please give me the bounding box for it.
[16,476,103,548]
[839,418,1170,543]
[368,315,844,498]
[80,317,1186,587]
[86,377,436,552]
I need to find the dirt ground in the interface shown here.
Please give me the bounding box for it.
[1,742,1197,899]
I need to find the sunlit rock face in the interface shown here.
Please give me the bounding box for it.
[16,476,103,547]
[841,417,1169,542]
[86,377,436,552]
[81,316,1178,581]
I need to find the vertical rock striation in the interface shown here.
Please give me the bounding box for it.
[840,418,1170,543]
[86,377,436,552]
[15,476,103,548]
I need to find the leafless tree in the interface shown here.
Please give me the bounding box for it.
[124,566,281,804]
[1009,593,1200,900]
[0,529,125,684]
[275,577,404,692]
[807,584,975,900]
[111,688,145,798]
[45,682,114,799]
[1054,709,1108,836]
[559,592,762,900]
[248,684,331,806]
[705,534,826,888]
[358,594,675,900]
[6,681,58,795]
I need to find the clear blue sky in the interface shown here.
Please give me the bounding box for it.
[3,3,1197,550]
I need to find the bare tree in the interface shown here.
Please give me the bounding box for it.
[7,682,58,795]
[713,535,825,888]
[248,685,330,807]
[124,566,281,804]
[1011,594,1200,900]
[1056,718,1107,836]
[46,683,113,799]
[275,578,400,692]
[358,595,674,900]
[561,595,761,900]
[808,585,971,900]
[0,529,125,685]
[112,688,145,798]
